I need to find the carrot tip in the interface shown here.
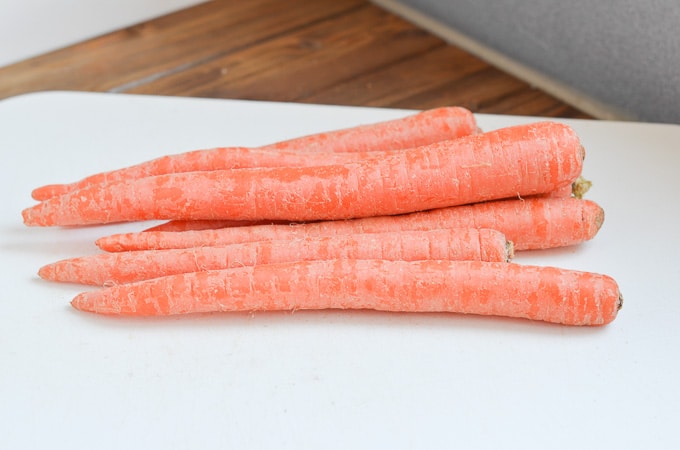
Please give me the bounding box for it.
[37,264,52,280]
[71,298,85,312]
[21,207,44,227]
[95,236,122,252]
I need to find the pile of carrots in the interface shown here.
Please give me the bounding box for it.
[22,106,622,326]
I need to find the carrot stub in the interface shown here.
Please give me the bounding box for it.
[22,121,585,227]
[70,259,622,326]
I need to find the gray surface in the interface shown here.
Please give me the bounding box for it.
[395,0,680,123]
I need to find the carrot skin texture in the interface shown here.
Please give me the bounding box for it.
[70,259,622,326]
[96,197,603,252]
[23,122,584,227]
[39,228,510,286]
[31,106,477,200]
[540,183,573,198]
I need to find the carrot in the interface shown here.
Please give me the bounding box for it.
[145,176,592,233]
[96,197,603,252]
[31,106,477,200]
[69,259,623,325]
[145,174,593,233]
[39,228,511,286]
[22,122,584,227]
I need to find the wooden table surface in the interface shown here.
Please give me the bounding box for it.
[0,0,590,118]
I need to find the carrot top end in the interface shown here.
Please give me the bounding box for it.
[572,176,592,199]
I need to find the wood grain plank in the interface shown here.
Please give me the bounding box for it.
[298,44,487,107]
[385,67,528,110]
[379,66,591,118]
[0,0,365,99]
[125,4,443,101]
[475,89,591,118]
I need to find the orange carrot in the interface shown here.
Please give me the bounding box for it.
[31,106,477,200]
[39,228,511,286]
[96,197,603,252]
[69,259,623,325]
[144,176,591,233]
[22,122,584,227]
[146,174,593,233]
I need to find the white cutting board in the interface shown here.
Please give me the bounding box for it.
[1,91,679,449]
